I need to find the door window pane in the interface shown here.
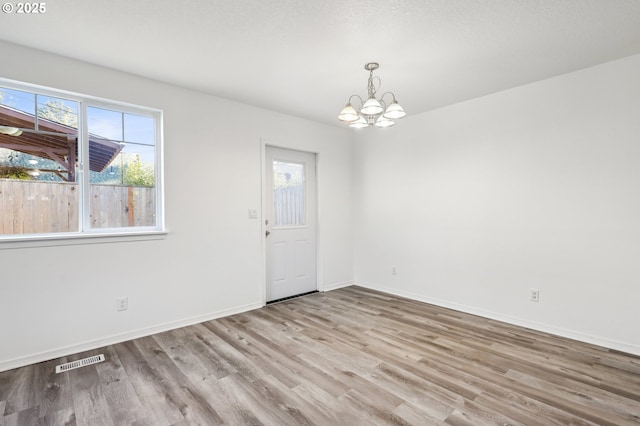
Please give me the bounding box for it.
[273,160,305,226]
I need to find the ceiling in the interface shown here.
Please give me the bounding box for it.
[2,0,640,127]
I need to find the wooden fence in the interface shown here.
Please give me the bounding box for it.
[273,185,305,226]
[0,179,155,235]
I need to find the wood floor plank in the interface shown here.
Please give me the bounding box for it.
[2,286,640,425]
[112,340,185,425]
[40,407,76,426]
[472,391,599,426]
[154,326,235,382]
[132,336,225,425]
[505,369,640,425]
[32,358,74,421]
[217,373,299,425]
[1,362,36,417]
[68,363,114,426]
[444,403,523,426]
[337,389,407,426]
[2,406,40,426]
[392,401,450,426]
[367,363,456,420]
[217,316,350,396]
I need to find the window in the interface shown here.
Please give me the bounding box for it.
[272,160,305,226]
[0,79,163,241]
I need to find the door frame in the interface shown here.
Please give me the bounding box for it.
[260,140,323,306]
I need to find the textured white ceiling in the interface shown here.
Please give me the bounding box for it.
[1,0,640,126]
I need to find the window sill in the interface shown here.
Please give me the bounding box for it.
[0,230,169,250]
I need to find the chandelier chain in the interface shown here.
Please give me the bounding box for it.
[367,69,377,99]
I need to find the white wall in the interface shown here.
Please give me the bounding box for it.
[3,40,639,372]
[353,53,640,355]
[0,41,354,371]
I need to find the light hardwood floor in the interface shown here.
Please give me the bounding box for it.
[1,286,639,425]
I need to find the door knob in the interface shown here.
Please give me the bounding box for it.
[266,230,271,237]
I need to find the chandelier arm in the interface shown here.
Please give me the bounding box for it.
[348,94,364,109]
[379,91,398,104]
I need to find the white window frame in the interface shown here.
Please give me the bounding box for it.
[0,77,166,249]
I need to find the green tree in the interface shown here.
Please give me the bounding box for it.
[123,156,154,187]
[37,100,78,128]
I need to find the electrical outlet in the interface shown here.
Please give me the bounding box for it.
[529,289,540,302]
[392,266,397,275]
[116,297,128,311]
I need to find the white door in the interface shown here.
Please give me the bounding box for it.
[265,146,317,302]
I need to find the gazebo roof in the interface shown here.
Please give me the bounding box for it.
[0,104,123,180]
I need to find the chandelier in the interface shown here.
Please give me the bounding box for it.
[338,62,406,128]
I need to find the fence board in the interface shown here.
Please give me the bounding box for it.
[12,181,24,234]
[0,179,154,235]
[273,186,305,226]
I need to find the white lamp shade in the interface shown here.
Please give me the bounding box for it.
[374,115,395,128]
[0,125,23,136]
[349,116,368,128]
[383,101,406,119]
[338,103,359,122]
[361,97,383,115]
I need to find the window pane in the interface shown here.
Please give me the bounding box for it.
[88,107,156,229]
[1,89,80,236]
[124,113,155,145]
[88,106,123,141]
[37,95,78,129]
[273,160,305,226]
[0,87,36,126]
[90,145,155,186]
[0,179,79,234]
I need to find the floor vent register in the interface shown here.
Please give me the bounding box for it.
[55,354,105,373]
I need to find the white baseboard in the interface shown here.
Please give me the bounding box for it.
[0,301,263,373]
[322,281,354,292]
[355,281,640,357]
